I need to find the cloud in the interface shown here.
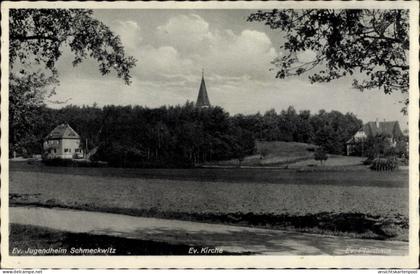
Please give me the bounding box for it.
[113,20,143,52]
[135,45,195,80]
[50,10,408,130]
[152,13,278,80]
[103,13,279,86]
[156,14,212,55]
[202,29,277,79]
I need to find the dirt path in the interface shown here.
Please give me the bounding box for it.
[10,206,408,255]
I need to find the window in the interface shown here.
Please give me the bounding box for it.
[75,149,80,153]
[54,149,56,153]
[64,148,69,153]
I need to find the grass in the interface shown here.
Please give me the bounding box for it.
[10,161,407,188]
[205,141,366,168]
[289,155,366,168]
[207,141,317,166]
[9,163,409,241]
[9,224,241,255]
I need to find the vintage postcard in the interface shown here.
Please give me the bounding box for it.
[1,0,418,269]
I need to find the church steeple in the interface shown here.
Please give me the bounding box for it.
[196,69,210,108]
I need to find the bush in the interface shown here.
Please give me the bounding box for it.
[92,143,195,168]
[362,158,373,165]
[306,147,315,152]
[314,147,328,165]
[370,157,398,171]
[399,155,409,166]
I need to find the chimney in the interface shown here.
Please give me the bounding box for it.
[375,118,379,128]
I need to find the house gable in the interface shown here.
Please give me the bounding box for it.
[361,121,402,139]
[347,120,403,145]
[346,120,404,156]
[45,123,80,140]
[43,123,83,159]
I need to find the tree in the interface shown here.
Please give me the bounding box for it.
[84,104,257,168]
[229,125,255,167]
[364,134,392,160]
[313,125,341,154]
[311,110,362,154]
[248,9,409,113]
[9,72,57,156]
[314,147,328,165]
[10,9,136,84]
[9,9,137,156]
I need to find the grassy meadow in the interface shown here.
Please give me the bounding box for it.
[10,161,408,241]
[206,141,317,166]
[204,141,367,169]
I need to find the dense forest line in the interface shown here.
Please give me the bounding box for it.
[10,103,363,167]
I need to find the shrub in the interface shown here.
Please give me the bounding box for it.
[362,158,373,165]
[370,157,398,171]
[306,147,315,152]
[314,147,328,165]
[399,155,409,166]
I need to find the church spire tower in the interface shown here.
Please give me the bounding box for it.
[196,69,210,108]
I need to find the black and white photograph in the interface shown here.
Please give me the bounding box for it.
[1,1,418,269]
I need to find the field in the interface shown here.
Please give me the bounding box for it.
[289,155,366,168]
[206,141,317,166]
[204,141,367,169]
[9,161,409,240]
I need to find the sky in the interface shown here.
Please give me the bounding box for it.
[51,9,408,129]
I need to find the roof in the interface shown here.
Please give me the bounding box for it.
[363,121,402,138]
[346,129,365,144]
[196,74,210,107]
[45,123,80,140]
[347,121,403,144]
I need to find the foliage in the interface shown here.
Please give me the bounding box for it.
[349,139,368,157]
[12,103,363,163]
[355,134,407,164]
[394,136,408,159]
[26,103,255,168]
[363,134,392,160]
[9,72,58,157]
[9,9,136,155]
[91,143,159,168]
[248,9,409,113]
[10,104,103,158]
[314,147,328,165]
[233,107,361,155]
[362,158,373,166]
[10,9,136,84]
[370,157,398,171]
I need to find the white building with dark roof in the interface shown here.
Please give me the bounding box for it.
[346,120,404,156]
[43,123,83,159]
